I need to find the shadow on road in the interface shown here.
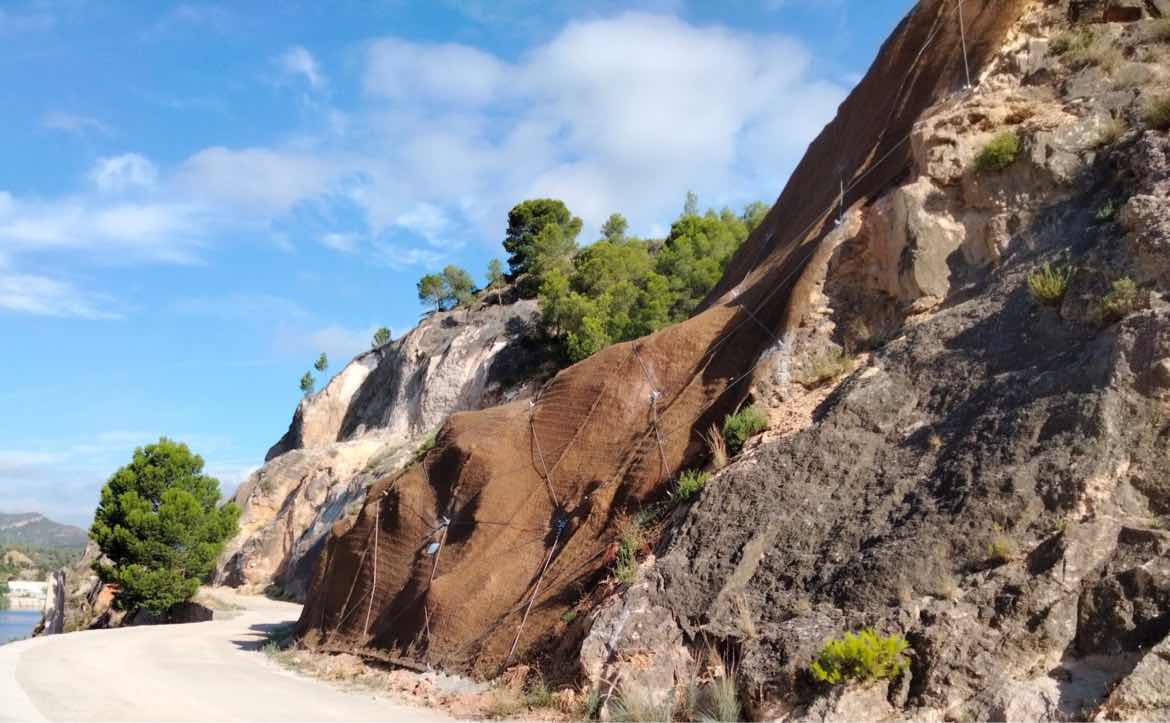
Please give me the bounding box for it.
[232,621,297,652]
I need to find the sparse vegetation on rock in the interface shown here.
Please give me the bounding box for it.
[809,629,910,685]
[1143,94,1170,131]
[1027,262,1074,305]
[672,469,710,504]
[1100,277,1146,323]
[370,326,390,348]
[974,131,1021,172]
[722,404,768,456]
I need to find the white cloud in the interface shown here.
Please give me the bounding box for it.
[0,270,120,319]
[176,146,343,214]
[321,232,358,253]
[278,45,327,91]
[90,153,159,192]
[41,111,111,136]
[364,39,509,106]
[273,323,377,365]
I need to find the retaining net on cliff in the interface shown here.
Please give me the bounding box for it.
[295,0,1027,677]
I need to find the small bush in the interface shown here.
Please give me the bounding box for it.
[524,680,555,709]
[613,516,646,586]
[986,538,1015,564]
[722,405,769,456]
[1027,263,1075,306]
[1144,94,1170,131]
[1049,28,1093,56]
[810,629,910,685]
[974,132,1022,173]
[1100,277,1147,323]
[672,469,710,503]
[608,688,675,723]
[560,609,577,624]
[700,673,742,722]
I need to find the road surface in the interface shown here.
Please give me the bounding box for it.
[0,590,451,722]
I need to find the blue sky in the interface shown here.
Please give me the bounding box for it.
[0,0,913,527]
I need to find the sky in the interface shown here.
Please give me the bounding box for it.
[0,0,915,528]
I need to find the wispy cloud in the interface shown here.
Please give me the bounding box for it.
[278,46,327,92]
[0,269,121,319]
[41,111,112,136]
[90,153,159,192]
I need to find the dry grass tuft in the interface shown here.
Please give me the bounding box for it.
[704,423,729,470]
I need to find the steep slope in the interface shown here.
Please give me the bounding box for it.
[578,3,1170,720]
[215,298,551,598]
[296,0,1030,679]
[0,513,86,548]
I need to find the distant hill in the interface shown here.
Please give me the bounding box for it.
[0,513,87,548]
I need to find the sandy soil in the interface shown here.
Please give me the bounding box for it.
[0,589,452,722]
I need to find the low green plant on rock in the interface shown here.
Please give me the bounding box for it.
[793,347,853,389]
[613,516,646,585]
[722,405,769,456]
[1143,94,1170,132]
[809,629,910,685]
[672,469,710,503]
[1027,263,1075,306]
[1100,277,1147,324]
[986,537,1015,564]
[974,132,1022,173]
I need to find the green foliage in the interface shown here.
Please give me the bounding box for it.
[683,190,700,217]
[0,545,84,582]
[417,266,476,311]
[503,199,583,282]
[809,629,910,685]
[524,680,555,709]
[613,517,645,586]
[443,265,476,307]
[561,609,577,624]
[90,438,239,615]
[974,132,1021,173]
[485,258,505,290]
[298,371,315,397]
[414,432,438,461]
[742,201,770,232]
[417,273,446,311]
[1027,263,1075,306]
[986,538,1014,563]
[313,352,328,373]
[1095,199,1120,223]
[1144,94,1170,132]
[371,326,391,349]
[701,673,742,722]
[722,405,769,457]
[537,196,755,363]
[1100,277,1146,323]
[672,469,710,504]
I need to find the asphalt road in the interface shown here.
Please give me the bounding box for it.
[0,590,451,722]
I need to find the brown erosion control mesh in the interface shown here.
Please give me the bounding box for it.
[297,0,1027,677]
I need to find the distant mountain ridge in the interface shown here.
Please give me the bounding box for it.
[0,513,87,548]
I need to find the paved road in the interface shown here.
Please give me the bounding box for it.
[0,591,451,722]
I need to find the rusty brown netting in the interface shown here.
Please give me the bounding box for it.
[297,0,1027,677]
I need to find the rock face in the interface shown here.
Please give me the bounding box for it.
[646,5,1170,720]
[34,570,65,636]
[215,299,550,598]
[296,0,1030,681]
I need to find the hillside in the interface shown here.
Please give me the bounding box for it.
[0,513,86,549]
[288,0,1170,720]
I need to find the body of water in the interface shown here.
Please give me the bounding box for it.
[0,609,41,645]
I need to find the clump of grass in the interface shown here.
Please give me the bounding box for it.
[1049,28,1093,56]
[1143,94,1170,131]
[703,423,729,470]
[974,131,1022,173]
[1095,199,1120,223]
[722,405,769,457]
[613,516,646,586]
[1094,116,1128,148]
[1027,263,1075,306]
[1100,277,1147,323]
[700,672,742,722]
[986,538,1015,564]
[793,347,853,389]
[524,679,556,709]
[809,629,911,685]
[1069,41,1123,72]
[488,691,524,720]
[608,687,675,723]
[672,469,710,504]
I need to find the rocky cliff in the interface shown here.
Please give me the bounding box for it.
[214,298,551,599]
[294,0,1032,677]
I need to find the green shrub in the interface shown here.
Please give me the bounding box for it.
[722,405,769,456]
[613,517,645,586]
[809,629,910,685]
[974,132,1022,173]
[1027,263,1075,306]
[370,326,391,349]
[1100,277,1146,323]
[1095,199,1119,223]
[1049,28,1093,56]
[672,469,710,503]
[986,538,1015,563]
[298,371,315,397]
[1143,94,1170,131]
